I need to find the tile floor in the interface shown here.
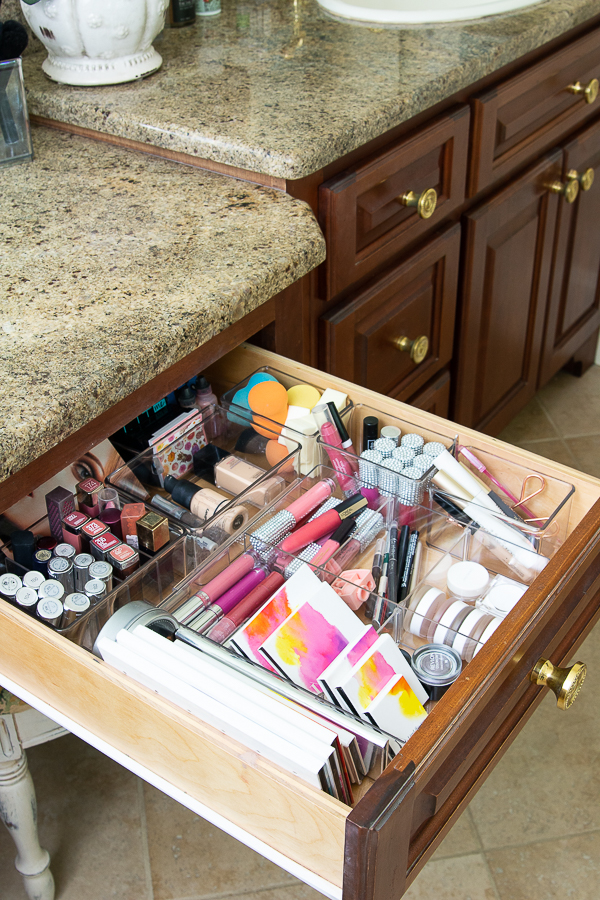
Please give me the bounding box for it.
[2,366,599,900]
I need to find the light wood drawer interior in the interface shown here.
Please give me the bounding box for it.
[2,344,600,896]
[319,107,469,300]
[470,26,600,195]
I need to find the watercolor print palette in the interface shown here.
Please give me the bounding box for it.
[330,634,428,716]
[228,564,321,666]
[258,582,368,692]
[364,674,428,742]
[150,411,208,483]
[318,625,379,704]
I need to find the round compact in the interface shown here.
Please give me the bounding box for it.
[473,617,502,656]
[380,425,401,445]
[406,586,446,638]
[447,561,490,601]
[452,609,496,661]
[480,580,527,618]
[432,600,472,646]
[411,644,462,701]
[38,579,65,602]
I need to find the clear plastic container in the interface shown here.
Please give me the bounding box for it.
[0,59,33,168]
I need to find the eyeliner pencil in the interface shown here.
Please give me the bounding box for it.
[399,530,419,603]
[387,523,399,607]
[395,525,411,594]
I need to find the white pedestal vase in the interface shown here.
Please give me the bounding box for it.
[20,0,169,86]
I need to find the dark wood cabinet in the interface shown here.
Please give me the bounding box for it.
[402,369,451,419]
[454,153,561,433]
[320,226,460,399]
[540,118,600,383]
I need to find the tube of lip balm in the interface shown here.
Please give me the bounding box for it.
[174,552,255,625]
[207,571,285,643]
[189,567,267,634]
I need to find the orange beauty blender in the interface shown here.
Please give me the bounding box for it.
[265,439,294,472]
[248,380,288,437]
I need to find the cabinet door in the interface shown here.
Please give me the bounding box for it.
[455,152,561,434]
[320,226,460,400]
[540,118,600,384]
[400,369,451,419]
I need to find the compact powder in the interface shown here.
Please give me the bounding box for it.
[433,601,472,647]
[473,617,502,656]
[411,644,462,701]
[481,581,527,618]
[407,587,446,638]
[447,561,490,601]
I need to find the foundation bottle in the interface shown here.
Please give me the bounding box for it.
[214,455,284,505]
[164,475,248,534]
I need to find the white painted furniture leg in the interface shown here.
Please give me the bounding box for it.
[0,716,54,900]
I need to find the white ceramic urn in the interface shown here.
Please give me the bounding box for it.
[20,0,169,86]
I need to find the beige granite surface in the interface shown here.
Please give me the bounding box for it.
[0,127,325,485]
[17,0,600,180]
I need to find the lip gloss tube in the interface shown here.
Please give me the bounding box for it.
[250,478,336,556]
[189,566,267,634]
[279,493,367,555]
[320,421,357,492]
[207,571,285,643]
[174,552,255,625]
[308,518,356,569]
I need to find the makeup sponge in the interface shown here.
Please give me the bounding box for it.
[287,384,321,410]
[265,439,294,472]
[248,380,288,437]
[228,372,278,425]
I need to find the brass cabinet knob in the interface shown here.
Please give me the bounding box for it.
[578,167,595,191]
[391,334,429,364]
[567,77,599,104]
[547,171,580,204]
[399,188,437,219]
[530,657,587,710]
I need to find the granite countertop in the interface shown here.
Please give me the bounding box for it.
[18,0,600,180]
[0,127,325,485]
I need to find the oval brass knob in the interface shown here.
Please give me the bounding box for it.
[399,188,437,219]
[547,172,580,204]
[392,334,429,364]
[530,657,587,710]
[567,77,599,104]
[578,167,595,191]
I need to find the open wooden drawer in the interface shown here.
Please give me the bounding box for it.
[2,343,600,900]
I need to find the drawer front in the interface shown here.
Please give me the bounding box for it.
[470,27,600,196]
[400,368,451,419]
[3,344,600,900]
[319,107,469,300]
[320,226,459,399]
[540,117,600,384]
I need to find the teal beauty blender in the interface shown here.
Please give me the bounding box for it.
[227,372,279,424]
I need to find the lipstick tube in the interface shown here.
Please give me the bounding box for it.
[174,552,255,625]
[279,493,367,555]
[61,511,90,553]
[250,478,336,558]
[189,566,267,634]
[207,571,285,644]
[76,478,104,518]
[319,422,357,492]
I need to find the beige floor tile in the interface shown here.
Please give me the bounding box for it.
[497,397,558,446]
[143,782,296,900]
[516,438,579,469]
[468,624,600,851]
[403,853,498,900]
[537,367,600,438]
[565,435,600,479]
[487,830,600,900]
[431,808,481,860]
[1,733,149,900]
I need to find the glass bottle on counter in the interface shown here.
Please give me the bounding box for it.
[168,0,196,25]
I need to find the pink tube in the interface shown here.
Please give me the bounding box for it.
[285,478,336,522]
[321,423,357,492]
[192,552,255,607]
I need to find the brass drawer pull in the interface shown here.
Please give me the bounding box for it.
[578,167,595,191]
[547,170,580,203]
[530,657,587,710]
[399,188,437,219]
[391,334,429,364]
[567,77,599,104]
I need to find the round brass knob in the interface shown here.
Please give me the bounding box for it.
[399,188,437,219]
[392,334,429,364]
[547,173,580,204]
[530,657,587,710]
[578,167,595,191]
[567,78,599,104]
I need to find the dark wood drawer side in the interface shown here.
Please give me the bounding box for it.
[470,26,600,196]
[320,225,460,400]
[343,498,600,900]
[320,107,469,300]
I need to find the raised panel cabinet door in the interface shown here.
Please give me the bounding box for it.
[320,225,460,400]
[470,26,600,196]
[455,152,561,434]
[319,107,469,300]
[540,118,600,385]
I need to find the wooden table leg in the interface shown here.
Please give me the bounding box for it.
[0,715,55,900]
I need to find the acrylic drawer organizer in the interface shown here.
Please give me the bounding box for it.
[107,404,301,553]
[219,366,353,476]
